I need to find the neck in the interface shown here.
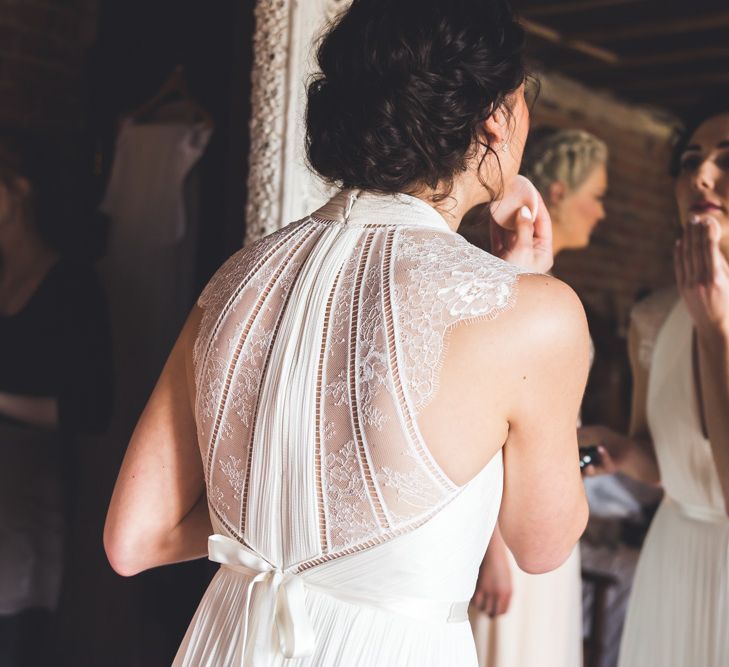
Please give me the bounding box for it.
[415,177,486,233]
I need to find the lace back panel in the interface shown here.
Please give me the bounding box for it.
[194,190,521,569]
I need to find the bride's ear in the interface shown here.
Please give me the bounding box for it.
[482,106,511,153]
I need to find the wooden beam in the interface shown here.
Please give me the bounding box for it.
[575,10,729,43]
[521,18,620,64]
[525,0,646,17]
[563,46,729,73]
[608,70,729,92]
[639,93,704,108]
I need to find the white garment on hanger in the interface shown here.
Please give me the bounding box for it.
[99,121,212,435]
[100,122,212,245]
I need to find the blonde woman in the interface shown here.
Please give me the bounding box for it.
[470,128,608,667]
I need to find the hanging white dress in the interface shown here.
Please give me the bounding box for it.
[618,297,729,666]
[173,189,527,666]
[99,121,212,432]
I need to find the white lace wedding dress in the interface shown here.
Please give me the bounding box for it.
[173,189,525,666]
[618,294,729,666]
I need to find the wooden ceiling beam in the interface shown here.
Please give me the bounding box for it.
[524,0,646,17]
[574,10,729,42]
[521,18,620,64]
[607,70,729,92]
[561,46,729,73]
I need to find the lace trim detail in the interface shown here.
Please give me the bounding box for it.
[348,233,390,530]
[324,441,379,548]
[377,463,442,513]
[393,231,520,414]
[219,456,245,501]
[357,243,394,432]
[193,219,311,389]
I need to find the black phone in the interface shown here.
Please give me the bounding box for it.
[579,445,602,471]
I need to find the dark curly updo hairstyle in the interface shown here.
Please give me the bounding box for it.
[306,0,526,198]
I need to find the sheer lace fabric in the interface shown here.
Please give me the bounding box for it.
[176,189,523,665]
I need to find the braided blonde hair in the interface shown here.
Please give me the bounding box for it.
[521,128,608,200]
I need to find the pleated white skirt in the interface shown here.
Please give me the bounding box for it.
[618,498,729,667]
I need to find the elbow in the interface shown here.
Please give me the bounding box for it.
[103,524,146,578]
[512,502,589,575]
[516,544,578,575]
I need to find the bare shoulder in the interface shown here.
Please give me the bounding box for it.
[452,272,589,367]
[509,273,589,347]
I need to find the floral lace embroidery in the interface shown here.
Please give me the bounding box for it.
[329,251,359,355]
[324,440,378,547]
[211,485,231,514]
[325,369,349,407]
[323,421,336,441]
[219,455,246,501]
[357,253,393,430]
[227,321,275,427]
[394,232,520,413]
[193,219,309,381]
[199,354,228,425]
[377,465,442,512]
[192,201,519,560]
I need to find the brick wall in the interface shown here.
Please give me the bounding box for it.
[0,0,98,129]
[463,72,680,428]
[533,72,679,331]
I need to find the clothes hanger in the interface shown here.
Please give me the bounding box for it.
[127,65,215,129]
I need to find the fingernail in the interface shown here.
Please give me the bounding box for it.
[689,214,701,225]
[519,205,533,221]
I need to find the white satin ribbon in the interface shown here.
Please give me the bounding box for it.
[208,535,316,664]
[208,534,471,664]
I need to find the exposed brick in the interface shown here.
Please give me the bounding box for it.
[0,0,97,128]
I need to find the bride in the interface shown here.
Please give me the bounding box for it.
[104,0,591,664]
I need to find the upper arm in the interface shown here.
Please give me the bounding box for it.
[104,307,205,567]
[496,275,590,573]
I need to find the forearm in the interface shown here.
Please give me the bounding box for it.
[151,493,213,567]
[697,329,729,512]
[485,522,508,562]
[105,492,212,576]
[0,392,59,429]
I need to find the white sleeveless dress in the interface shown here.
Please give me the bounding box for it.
[173,189,525,666]
[618,297,729,666]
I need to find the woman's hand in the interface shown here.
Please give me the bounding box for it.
[472,531,513,617]
[675,216,729,338]
[490,191,553,273]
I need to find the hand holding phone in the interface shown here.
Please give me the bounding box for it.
[579,445,603,471]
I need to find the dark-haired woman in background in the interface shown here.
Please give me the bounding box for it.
[581,103,729,666]
[0,132,112,666]
[105,1,591,664]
